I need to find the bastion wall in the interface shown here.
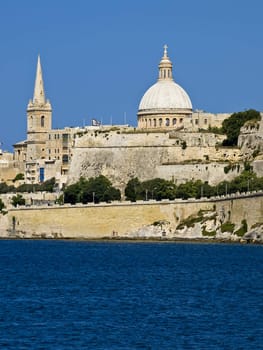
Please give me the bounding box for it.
[2,193,262,239]
[68,129,241,190]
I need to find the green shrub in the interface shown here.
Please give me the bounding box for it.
[12,173,24,182]
[221,221,235,233]
[234,219,248,237]
[11,194,26,207]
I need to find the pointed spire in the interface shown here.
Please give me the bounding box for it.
[33,55,46,105]
[158,44,173,81]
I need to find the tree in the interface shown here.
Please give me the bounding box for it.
[125,178,143,201]
[0,198,5,212]
[222,109,260,146]
[0,182,15,194]
[64,182,82,204]
[11,194,25,207]
[12,173,24,182]
[16,183,34,193]
[38,177,56,192]
[64,175,121,204]
[142,178,176,200]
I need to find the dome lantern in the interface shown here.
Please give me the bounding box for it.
[158,45,173,81]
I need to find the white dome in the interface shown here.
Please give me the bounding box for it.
[139,80,192,111]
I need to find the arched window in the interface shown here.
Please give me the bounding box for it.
[180,118,183,123]
[149,119,152,127]
[165,118,170,126]
[153,119,156,127]
[173,118,177,125]
[41,115,45,127]
[159,118,162,126]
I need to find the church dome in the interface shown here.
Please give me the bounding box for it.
[138,46,192,118]
[139,80,192,111]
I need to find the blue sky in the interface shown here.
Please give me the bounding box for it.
[0,0,262,150]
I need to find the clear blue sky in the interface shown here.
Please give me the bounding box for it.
[0,0,262,150]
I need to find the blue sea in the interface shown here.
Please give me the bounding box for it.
[0,240,262,349]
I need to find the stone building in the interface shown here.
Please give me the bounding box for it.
[13,56,77,185]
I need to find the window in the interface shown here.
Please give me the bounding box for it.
[153,119,156,127]
[165,118,170,126]
[195,119,199,125]
[41,116,45,127]
[159,118,162,126]
[204,119,208,125]
[173,118,177,125]
[180,118,183,123]
[62,154,69,164]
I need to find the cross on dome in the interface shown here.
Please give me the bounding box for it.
[163,44,168,57]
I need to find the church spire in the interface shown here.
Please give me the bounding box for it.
[158,45,173,81]
[33,55,46,105]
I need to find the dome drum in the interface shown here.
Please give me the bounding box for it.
[137,114,192,129]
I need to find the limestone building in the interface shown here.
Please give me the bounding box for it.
[14,56,77,185]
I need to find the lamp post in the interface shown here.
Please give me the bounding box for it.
[145,189,148,201]
[92,192,95,204]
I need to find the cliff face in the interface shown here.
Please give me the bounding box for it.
[68,128,241,191]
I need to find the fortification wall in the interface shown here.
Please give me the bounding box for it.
[68,130,241,189]
[2,193,262,239]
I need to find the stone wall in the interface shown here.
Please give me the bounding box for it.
[68,128,241,191]
[2,193,262,239]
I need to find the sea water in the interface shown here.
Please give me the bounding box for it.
[0,240,262,349]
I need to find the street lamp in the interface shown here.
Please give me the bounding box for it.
[92,192,95,203]
[152,187,157,200]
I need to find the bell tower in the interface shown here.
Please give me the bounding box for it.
[26,55,52,162]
